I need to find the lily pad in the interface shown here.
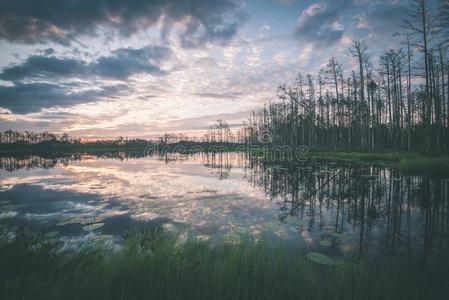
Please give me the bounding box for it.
[83,223,104,231]
[80,217,104,225]
[57,217,82,226]
[89,234,114,242]
[263,221,281,230]
[44,231,59,238]
[306,252,335,266]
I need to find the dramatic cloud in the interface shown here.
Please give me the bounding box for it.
[0,0,245,46]
[92,45,171,79]
[0,0,427,137]
[293,1,415,48]
[0,82,127,114]
[353,1,408,35]
[0,45,171,81]
[0,56,86,82]
[294,0,349,48]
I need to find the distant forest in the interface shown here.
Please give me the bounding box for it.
[243,0,449,152]
[0,120,243,154]
[0,118,243,147]
[0,130,152,154]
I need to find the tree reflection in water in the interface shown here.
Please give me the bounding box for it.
[202,152,449,261]
[1,152,448,263]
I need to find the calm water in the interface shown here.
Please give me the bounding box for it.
[1,152,448,260]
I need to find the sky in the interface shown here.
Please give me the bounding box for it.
[0,0,423,139]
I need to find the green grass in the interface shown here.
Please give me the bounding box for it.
[306,150,449,176]
[1,227,447,300]
[246,146,407,162]
[308,150,404,162]
[397,156,449,176]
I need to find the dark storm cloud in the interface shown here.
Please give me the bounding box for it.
[354,1,408,35]
[0,56,86,81]
[178,11,247,48]
[0,43,172,114]
[0,82,127,114]
[0,0,245,46]
[91,45,171,79]
[43,48,55,56]
[0,45,171,81]
[294,0,350,48]
[293,0,414,48]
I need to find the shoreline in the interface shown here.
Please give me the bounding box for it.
[1,144,449,176]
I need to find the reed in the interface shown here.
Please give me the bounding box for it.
[0,227,447,300]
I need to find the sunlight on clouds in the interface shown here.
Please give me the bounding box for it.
[0,0,412,138]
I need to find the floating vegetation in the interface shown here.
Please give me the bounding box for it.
[44,231,59,238]
[263,221,281,230]
[83,223,104,231]
[89,234,114,242]
[57,216,105,227]
[0,227,447,299]
[79,217,104,225]
[109,206,123,211]
[306,252,335,266]
[57,217,83,226]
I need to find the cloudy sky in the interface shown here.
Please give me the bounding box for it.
[0,0,420,138]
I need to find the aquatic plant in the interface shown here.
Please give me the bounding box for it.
[0,227,447,300]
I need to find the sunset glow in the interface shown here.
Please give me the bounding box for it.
[0,0,414,138]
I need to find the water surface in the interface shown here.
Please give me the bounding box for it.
[1,152,448,261]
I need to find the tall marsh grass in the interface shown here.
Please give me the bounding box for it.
[308,150,449,176]
[0,227,447,300]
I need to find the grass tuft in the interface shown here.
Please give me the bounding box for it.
[307,149,449,176]
[0,227,447,300]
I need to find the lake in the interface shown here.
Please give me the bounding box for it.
[1,152,448,261]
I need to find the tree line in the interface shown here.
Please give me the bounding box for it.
[0,130,151,146]
[0,130,155,154]
[0,119,246,153]
[0,130,74,144]
[243,0,449,152]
